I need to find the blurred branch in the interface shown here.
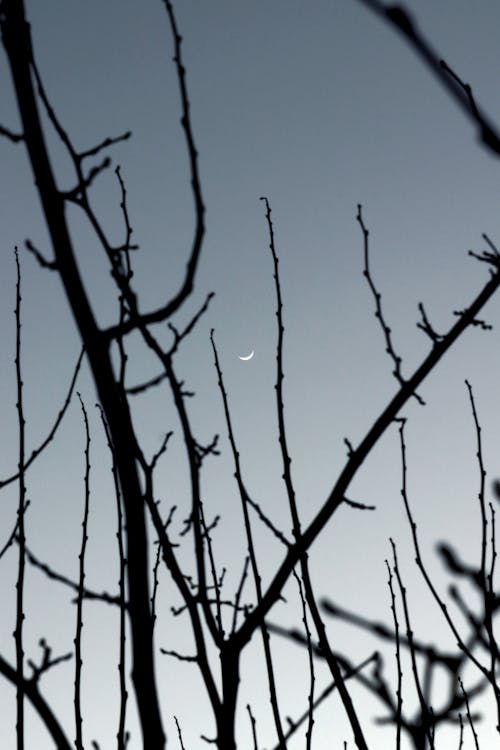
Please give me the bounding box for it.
[356,1,500,156]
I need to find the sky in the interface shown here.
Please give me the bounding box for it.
[1,1,500,748]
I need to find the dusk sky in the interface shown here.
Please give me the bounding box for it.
[1,2,500,748]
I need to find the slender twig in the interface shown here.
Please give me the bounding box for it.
[459,678,480,750]
[357,205,423,404]
[151,541,162,633]
[27,638,72,684]
[489,502,497,609]
[466,381,500,730]
[96,404,128,748]
[199,503,224,637]
[293,569,315,750]
[245,494,290,546]
[417,302,443,345]
[0,501,29,562]
[231,556,250,635]
[174,716,187,750]
[390,538,435,748]
[23,544,121,605]
[457,713,464,750]
[80,131,131,160]
[210,328,286,747]
[0,346,84,490]
[14,246,26,750]
[246,704,259,750]
[0,122,23,142]
[385,559,402,750]
[115,166,137,283]
[74,394,91,750]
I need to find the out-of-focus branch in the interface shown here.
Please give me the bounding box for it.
[356,1,500,157]
[0,122,23,142]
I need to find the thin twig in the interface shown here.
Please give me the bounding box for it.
[27,638,72,684]
[174,716,187,750]
[246,704,259,750]
[103,0,207,341]
[231,556,250,635]
[357,205,423,404]
[98,405,129,750]
[14,246,26,750]
[293,569,315,750]
[210,328,286,747]
[390,539,435,748]
[0,122,23,142]
[23,544,121,605]
[385,559,402,750]
[0,346,84,490]
[74,394,91,750]
[0,500,29,562]
[459,678,480,750]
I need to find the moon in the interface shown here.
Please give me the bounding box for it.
[238,351,254,361]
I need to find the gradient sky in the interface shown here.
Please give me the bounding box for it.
[1,1,500,748]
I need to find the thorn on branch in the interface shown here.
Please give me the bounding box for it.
[167,292,215,356]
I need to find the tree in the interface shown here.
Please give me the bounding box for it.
[0,1,499,748]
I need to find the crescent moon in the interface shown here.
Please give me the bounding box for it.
[238,351,254,361]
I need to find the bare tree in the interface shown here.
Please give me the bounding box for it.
[0,1,499,748]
